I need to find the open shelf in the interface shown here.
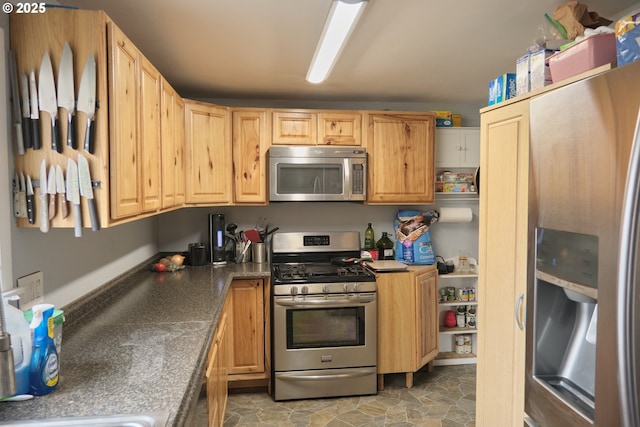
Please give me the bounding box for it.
[440,300,478,307]
[434,351,478,366]
[440,327,478,334]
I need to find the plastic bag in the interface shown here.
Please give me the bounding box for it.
[553,1,612,39]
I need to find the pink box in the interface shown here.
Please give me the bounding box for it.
[547,33,617,83]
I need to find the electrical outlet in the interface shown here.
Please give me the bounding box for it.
[16,271,45,310]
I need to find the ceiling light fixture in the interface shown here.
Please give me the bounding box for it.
[306,0,368,84]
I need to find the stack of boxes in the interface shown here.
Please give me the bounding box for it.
[487,73,517,106]
[430,111,463,127]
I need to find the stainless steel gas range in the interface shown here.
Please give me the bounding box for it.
[270,231,378,401]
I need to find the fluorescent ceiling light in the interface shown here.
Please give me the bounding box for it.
[306,0,368,84]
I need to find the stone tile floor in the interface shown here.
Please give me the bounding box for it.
[196,364,476,427]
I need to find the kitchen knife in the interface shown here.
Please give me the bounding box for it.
[39,159,49,233]
[19,172,27,218]
[66,158,81,237]
[20,73,32,150]
[29,69,40,150]
[77,154,99,231]
[57,42,75,149]
[26,175,35,225]
[13,172,20,217]
[77,54,96,154]
[8,50,24,155]
[38,51,60,153]
[56,165,68,218]
[47,165,56,220]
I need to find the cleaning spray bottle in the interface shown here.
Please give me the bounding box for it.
[29,303,58,395]
[3,298,31,395]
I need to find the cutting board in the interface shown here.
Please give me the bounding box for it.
[364,260,409,271]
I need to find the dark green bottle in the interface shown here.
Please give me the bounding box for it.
[376,232,395,260]
[364,223,375,249]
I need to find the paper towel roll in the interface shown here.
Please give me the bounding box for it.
[438,207,473,223]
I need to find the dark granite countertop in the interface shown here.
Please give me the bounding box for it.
[0,259,270,426]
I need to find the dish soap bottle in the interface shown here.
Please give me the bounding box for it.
[364,223,375,249]
[376,232,395,260]
[29,303,59,396]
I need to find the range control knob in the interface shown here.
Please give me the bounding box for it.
[290,286,298,296]
[322,284,331,293]
[301,285,309,294]
[343,283,350,292]
[353,283,361,292]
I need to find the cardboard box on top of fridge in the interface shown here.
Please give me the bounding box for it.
[487,74,516,106]
[529,47,554,90]
[516,54,530,96]
[615,13,640,66]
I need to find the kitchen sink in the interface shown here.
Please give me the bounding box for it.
[0,412,170,427]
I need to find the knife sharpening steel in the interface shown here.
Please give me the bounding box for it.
[209,213,226,265]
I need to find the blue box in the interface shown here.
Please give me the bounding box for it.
[495,73,517,103]
[488,79,497,105]
[616,13,640,66]
[436,117,453,127]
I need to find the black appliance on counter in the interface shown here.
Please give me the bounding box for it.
[270,231,378,401]
[208,213,226,265]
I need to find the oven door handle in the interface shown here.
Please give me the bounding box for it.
[274,295,376,307]
[277,367,376,381]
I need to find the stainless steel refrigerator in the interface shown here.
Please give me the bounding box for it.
[526,60,640,427]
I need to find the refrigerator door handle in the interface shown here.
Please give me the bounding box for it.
[515,292,525,331]
[617,107,640,427]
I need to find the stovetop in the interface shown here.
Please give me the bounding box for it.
[272,262,376,284]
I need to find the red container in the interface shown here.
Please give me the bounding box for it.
[547,33,617,83]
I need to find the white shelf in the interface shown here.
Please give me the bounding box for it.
[439,300,478,307]
[439,273,478,279]
[440,327,478,334]
[434,352,477,366]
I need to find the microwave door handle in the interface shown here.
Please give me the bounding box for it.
[618,107,640,427]
[313,176,321,194]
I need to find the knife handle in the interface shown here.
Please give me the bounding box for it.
[84,117,95,154]
[60,194,69,218]
[31,118,40,150]
[67,112,75,149]
[51,116,61,153]
[14,123,25,155]
[72,203,82,237]
[22,120,32,150]
[87,198,100,231]
[26,194,35,224]
[39,194,49,233]
[49,192,56,220]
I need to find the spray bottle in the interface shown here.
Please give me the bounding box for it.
[3,298,31,395]
[29,303,58,395]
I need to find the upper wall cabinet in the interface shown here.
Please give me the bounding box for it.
[270,109,362,146]
[364,111,435,204]
[435,128,480,169]
[184,100,232,205]
[232,109,269,204]
[160,79,186,210]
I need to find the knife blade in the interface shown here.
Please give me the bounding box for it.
[13,172,21,217]
[29,69,40,150]
[19,172,27,218]
[39,159,49,233]
[47,165,56,220]
[39,51,60,153]
[8,50,24,155]
[77,153,99,231]
[66,158,81,237]
[58,42,75,149]
[20,73,32,150]
[26,174,35,225]
[77,54,96,154]
[56,165,68,218]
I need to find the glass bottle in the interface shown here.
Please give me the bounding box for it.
[364,223,375,249]
[376,232,395,260]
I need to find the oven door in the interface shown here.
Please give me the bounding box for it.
[273,293,376,371]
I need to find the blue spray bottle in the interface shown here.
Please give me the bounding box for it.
[29,304,59,395]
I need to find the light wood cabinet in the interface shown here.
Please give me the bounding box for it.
[139,56,162,213]
[160,79,185,209]
[206,297,230,427]
[377,265,439,389]
[364,111,435,204]
[317,111,361,146]
[270,109,362,146]
[184,100,232,205]
[232,109,269,204]
[476,99,529,427]
[227,278,271,385]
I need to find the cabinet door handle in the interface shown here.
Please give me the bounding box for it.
[514,292,525,330]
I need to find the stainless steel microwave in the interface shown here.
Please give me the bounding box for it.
[268,146,367,202]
